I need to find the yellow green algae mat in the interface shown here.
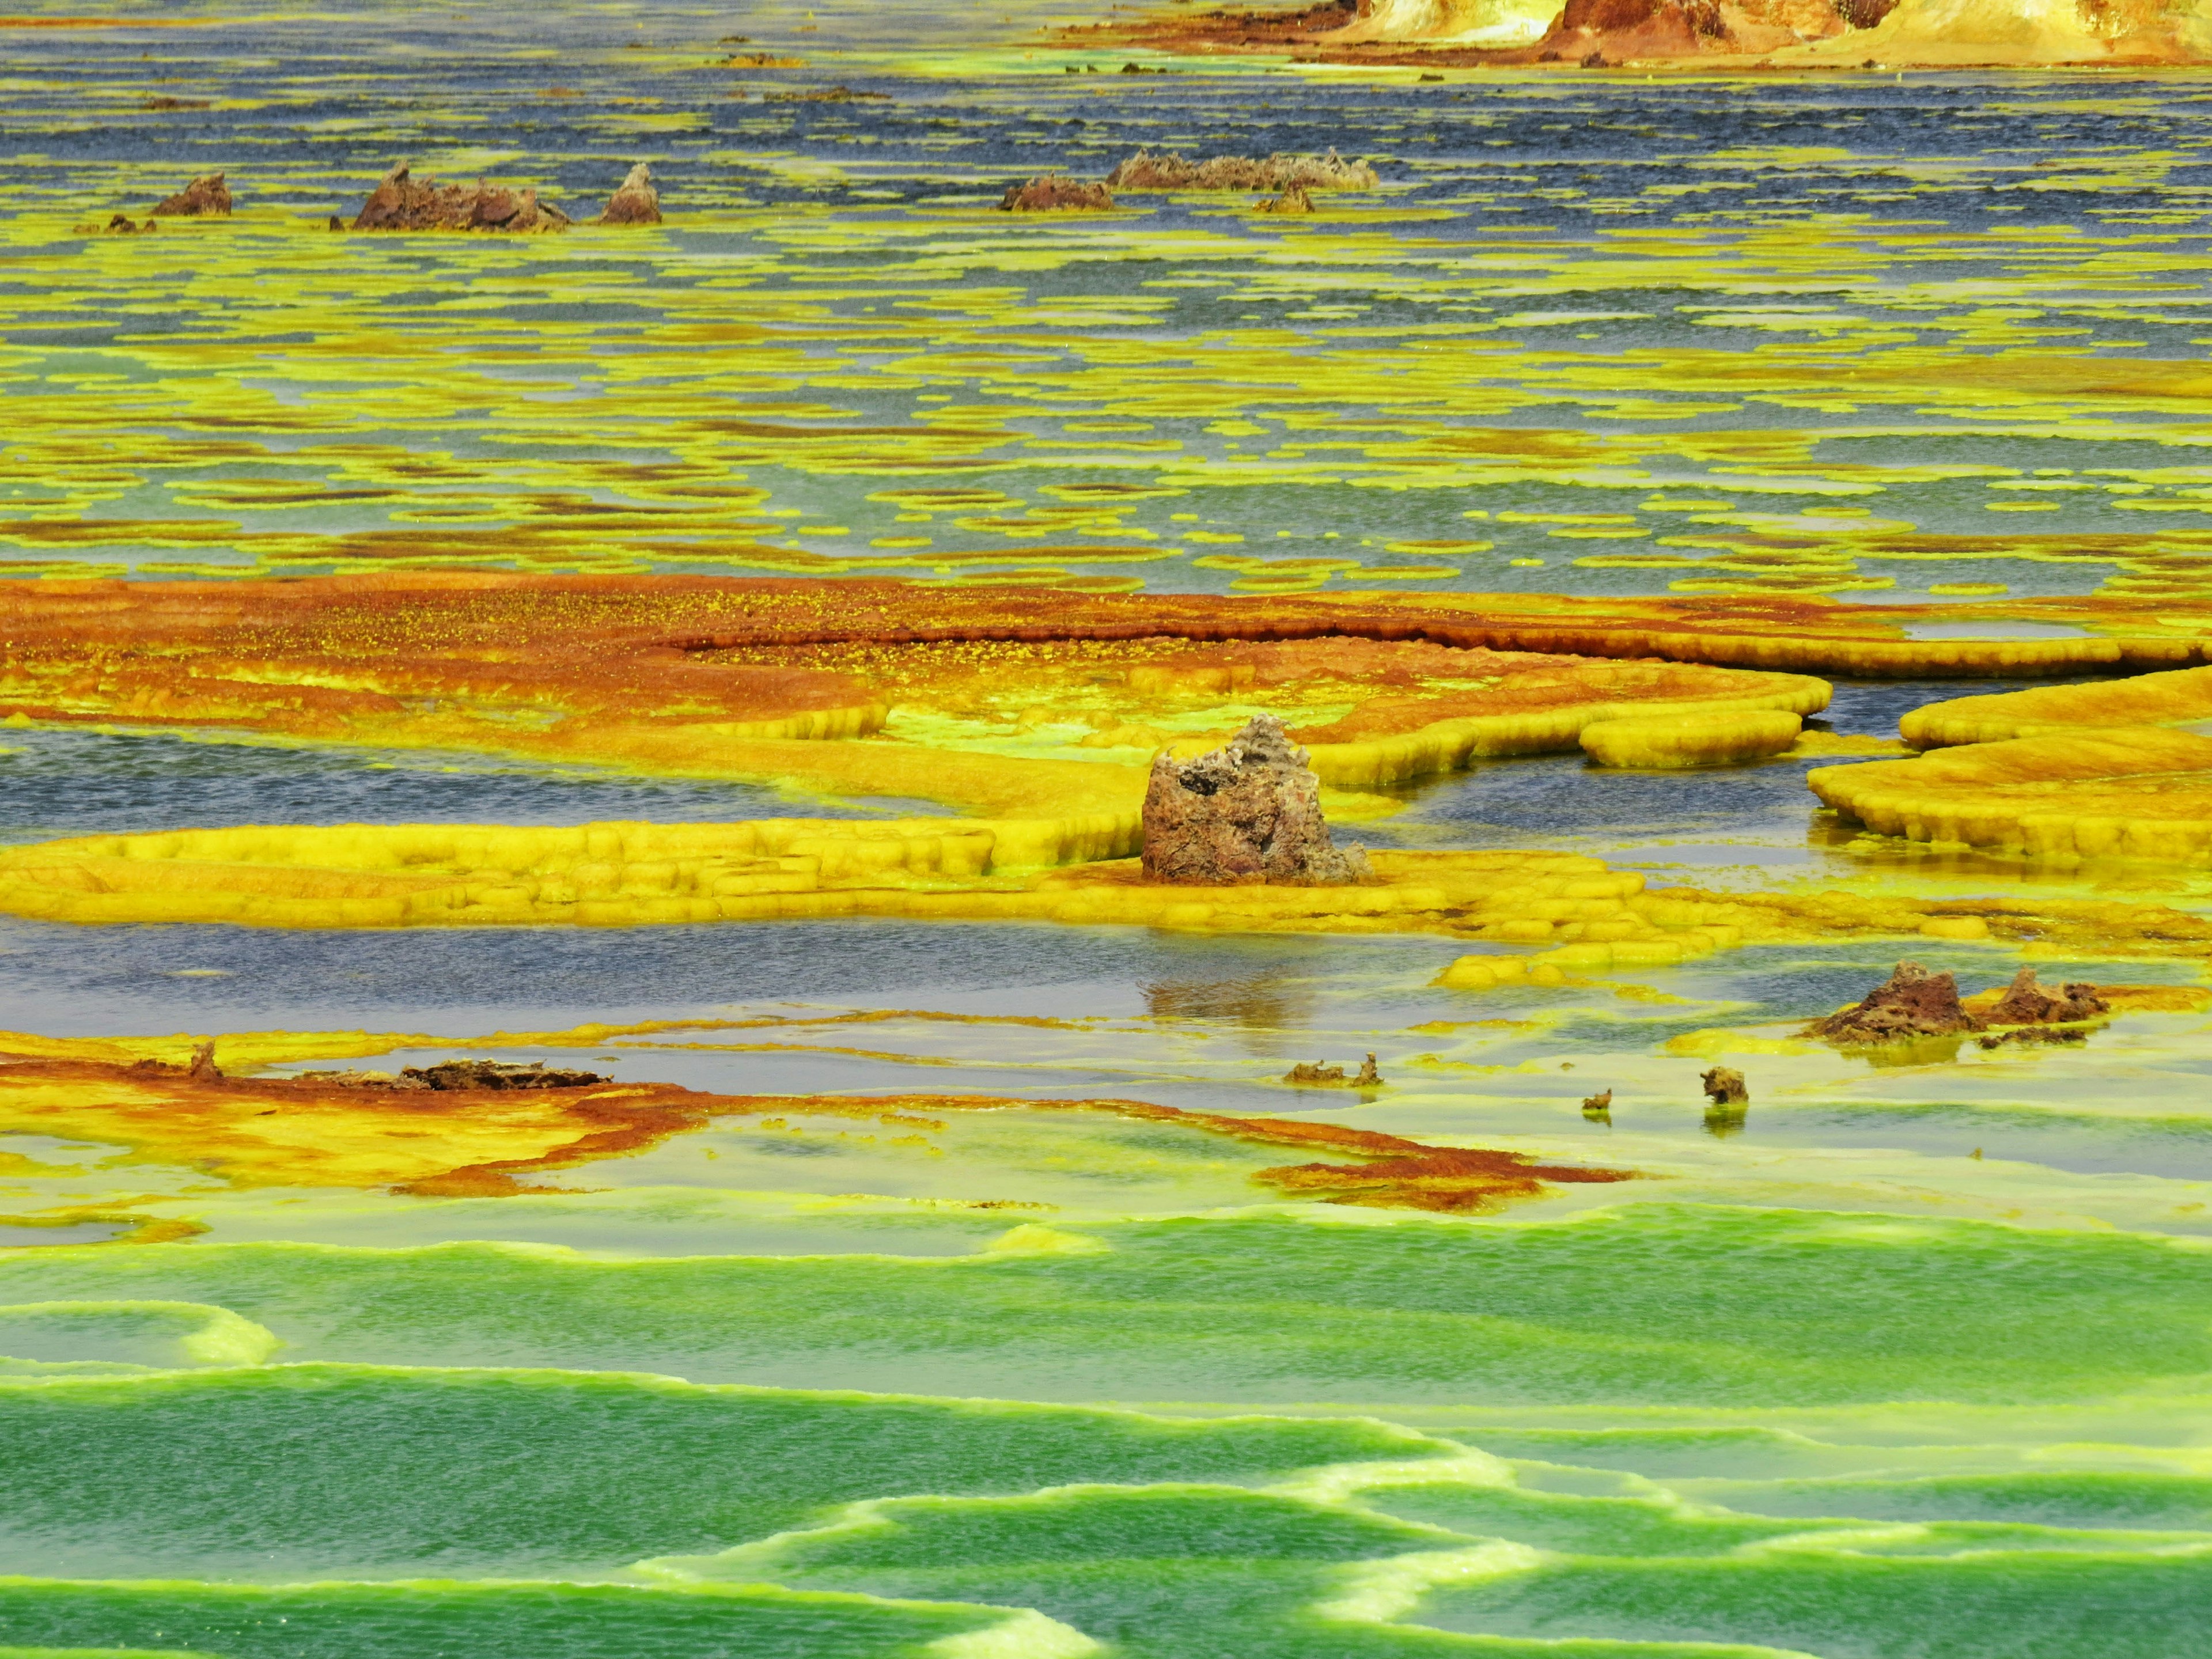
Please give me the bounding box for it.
[9,3,2212,1657]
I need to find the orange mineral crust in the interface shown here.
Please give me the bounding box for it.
[0,573,1859,812]
[2,575,2200,732]
[0,1058,1626,1214]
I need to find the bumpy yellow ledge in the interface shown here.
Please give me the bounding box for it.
[0,816,1144,928]
[0,820,1743,951]
[1578,711,1802,770]
[1302,688,1824,790]
[1810,729,2212,866]
[1902,664,2212,750]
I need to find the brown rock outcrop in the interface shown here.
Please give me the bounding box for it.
[1982,967,2109,1026]
[1283,1052,1384,1086]
[1142,713,1370,885]
[300,1059,608,1091]
[998,175,1115,212]
[1814,960,1979,1043]
[1255,184,1315,214]
[1700,1066,1747,1105]
[598,162,662,224]
[1528,0,1862,61]
[350,162,571,233]
[151,173,232,217]
[1106,148,1376,191]
[762,85,891,102]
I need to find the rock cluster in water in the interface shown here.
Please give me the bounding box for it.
[1983,966,2109,1025]
[1815,960,1978,1042]
[1142,713,1370,885]
[1283,1053,1384,1086]
[351,162,572,232]
[999,175,1116,211]
[1815,961,2110,1044]
[1105,148,1376,191]
[301,1060,609,1091]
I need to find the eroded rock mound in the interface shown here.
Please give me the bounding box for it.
[1700,1066,1747,1105]
[1983,967,2109,1027]
[1143,713,1370,885]
[1105,148,1376,191]
[998,175,1115,212]
[599,162,662,224]
[1284,1053,1384,1086]
[351,162,571,233]
[1255,184,1315,214]
[1529,0,1868,60]
[300,1060,608,1091]
[763,84,891,102]
[1815,960,1979,1043]
[151,173,232,217]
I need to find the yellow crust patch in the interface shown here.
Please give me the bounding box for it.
[1811,729,2212,867]
[1578,710,1802,770]
[1902,664,2212,750]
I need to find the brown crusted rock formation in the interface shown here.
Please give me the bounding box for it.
[1982,967,2109,1027]
[404,1059,608,1090]
[1815,960,1980,1043]
[1106,148,1376,192]
[762,84,891,102]
[1700,1066,1747,1105]
[1581,1089,1613,1119]
[300,1059,608,1090]
[1143,713,1370,885]
[998,175,1115,212]
[1283,1052,1384,1086]
[75,213,157,236]
[351,162,572,233]
[598,162,662,224]
[151,173,232,217]
[1525,0,1861,60]
[187,1040,222,1082]
[1255,184,1315,214]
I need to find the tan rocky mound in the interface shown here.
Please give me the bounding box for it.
[1814,961,2111,1045]
[351,161,571,233]
[1105,148,1376,191]
[297,1060,610,1092]
[1814,960,1980,1043]
[599,162,662,225]
[999,175,1116,211]
[151,173,232,217]
[1142,713,1371,885]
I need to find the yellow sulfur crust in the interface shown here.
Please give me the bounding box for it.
[1810,729,2212,866]
[1578,710,1803,770]
[1901,664,2212,750]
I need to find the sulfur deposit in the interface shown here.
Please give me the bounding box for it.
[1901,665,2212,749]
[1579,710,1802,768]
[1810,729,2212,866]
[1142,714,1370,885]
